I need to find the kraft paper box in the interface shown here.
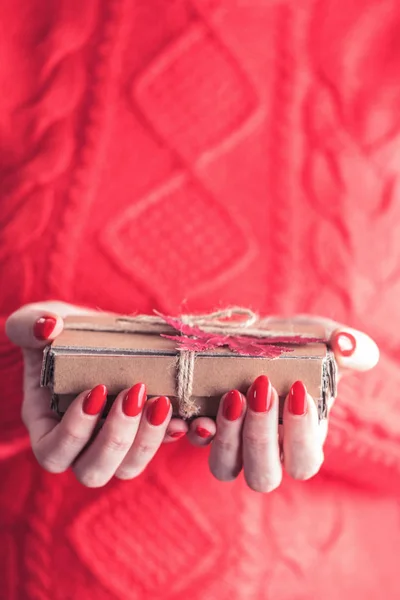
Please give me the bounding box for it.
[40,314,337,420]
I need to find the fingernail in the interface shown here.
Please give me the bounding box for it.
[169,431,186,439]
[83,384,107,416]
[331,331,357,357]
[122,383,146,417]
[34,315,57,340]
[289,381,308,416]
[222,390,244,421]
[146,396,170,426]
[247,375,272,412]
[195,426,212,439]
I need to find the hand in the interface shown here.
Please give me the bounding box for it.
[6,302,189,487]
[184,317,380,492]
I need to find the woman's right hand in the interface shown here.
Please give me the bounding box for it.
[5,302,188,487]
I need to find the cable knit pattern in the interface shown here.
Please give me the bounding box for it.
[46,0,127,297]
[2,1,400,598]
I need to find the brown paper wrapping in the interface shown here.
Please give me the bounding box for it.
[41,315,337,420]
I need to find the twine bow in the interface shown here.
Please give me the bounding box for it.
[158,307,324,358]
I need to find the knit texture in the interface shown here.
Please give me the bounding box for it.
[1,1,400,598]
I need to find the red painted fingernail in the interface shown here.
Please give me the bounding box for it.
[83,384,107,416]
[289,381,308,416]
[222,390,244,421]
[247,375,272,412]
[169,431,186,439]
[146,396,170,426]
[122,383,146,417]
[33,316,57,340]
[196,426,212,438]
[331,331,357,357]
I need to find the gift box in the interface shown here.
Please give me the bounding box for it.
[40,311,337,420]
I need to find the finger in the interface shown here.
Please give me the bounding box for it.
[208,390,246,482]
[163,418,189,443]
[187,417,216,446]
[30,384,108,474]
[72,383,147,487]
[115,396,172,480]
[283,381,324,481]
[243,375,282,493]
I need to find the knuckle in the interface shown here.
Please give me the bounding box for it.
[288,454,324,481]
[290,437,309,451]
[189,436,212,448]
[245,472,282,493]
[4,316,15,340]
[101,434,132,454]
[34,448,66,474]
[114,467,143,481]
[290,468,314,481]
[212,436,237,454]
[61,427,88,450]
[20,302,42,311]
[74,469,108,488]
[210,466,240,482]
[135,441,159,456]
[243,433,274,451]
[209,458,241,482]
[21,406,29,429]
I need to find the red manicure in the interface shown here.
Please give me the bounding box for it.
[83,384,107,415]
[288,381,307,416]
[122,383,146,417]
[169,431,186,439]
[222,390,244,421]
[196,426,212,438]
[33,315,57,340]
[331,331,357,357]
[146,396,170,426]
[247,375,272,412]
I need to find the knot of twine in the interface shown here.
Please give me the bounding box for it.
[179,307,257,329]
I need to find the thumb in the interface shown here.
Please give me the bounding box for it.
[330,327,380,373]
[5,301,100,350]
[6,305,64,350]
[5,301,108,350]
[287,315,380,373]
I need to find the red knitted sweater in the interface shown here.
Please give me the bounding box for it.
[2,1,400,598]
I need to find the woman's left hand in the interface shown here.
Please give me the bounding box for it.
[179,318,379,492]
